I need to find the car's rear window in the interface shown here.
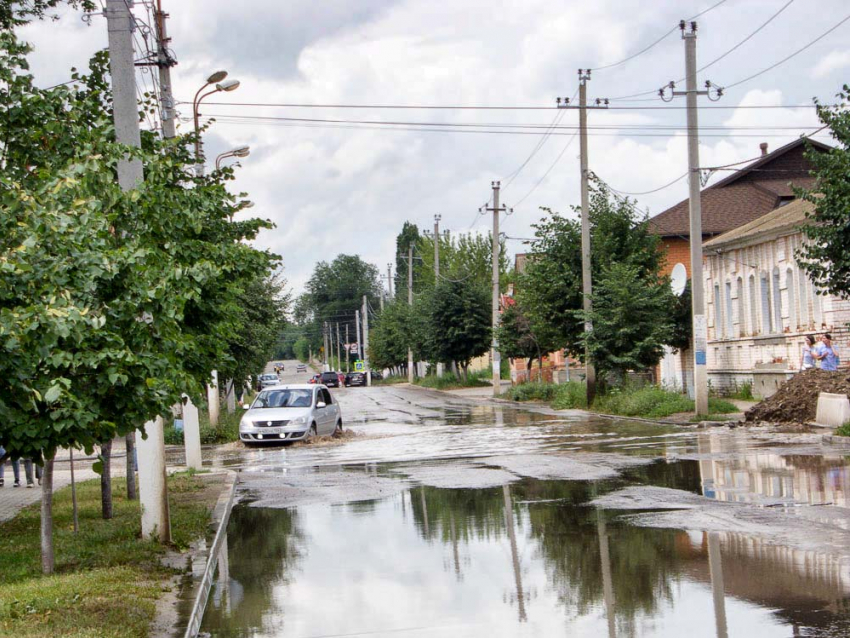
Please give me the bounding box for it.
[321,372,337,379]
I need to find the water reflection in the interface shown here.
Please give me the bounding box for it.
[200,476,850,637]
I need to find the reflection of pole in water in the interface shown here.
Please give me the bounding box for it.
[503,484,527,622]
[495,406,504,427]
[450,513,462,581]
[708,532,728,638]
[597,511,616,638]
[420,488,430,537]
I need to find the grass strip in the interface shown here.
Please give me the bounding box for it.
[0,473,211,637]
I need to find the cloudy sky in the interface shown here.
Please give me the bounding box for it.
[19,0,850,295]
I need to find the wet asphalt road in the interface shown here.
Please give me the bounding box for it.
[195,361,850,637]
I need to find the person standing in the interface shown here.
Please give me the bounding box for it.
[814,333,840,371]
[800,335,816,370]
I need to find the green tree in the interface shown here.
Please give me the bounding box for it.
[430,278,491,375]
[798,88,850,297]
[369,300,411,372]
[521,180,671,379]
[497,300,557,374]
[394,221,422,296]
[293,336,310,362]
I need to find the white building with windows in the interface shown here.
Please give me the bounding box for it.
[702,198,850,396]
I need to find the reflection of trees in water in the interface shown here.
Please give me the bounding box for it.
[201,504,306,635]
[409,485,508,543]
[517,479,682,635]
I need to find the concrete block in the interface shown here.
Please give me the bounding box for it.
[815,392,850,428]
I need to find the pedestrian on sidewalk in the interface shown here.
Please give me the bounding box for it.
[800,335,816,370]
[0,447,26,487]
[814,333,840,371]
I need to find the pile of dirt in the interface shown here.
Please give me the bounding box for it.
[744,369,850,424]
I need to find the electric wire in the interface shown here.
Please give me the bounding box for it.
[603,171,689,196]
[512,130,580,208]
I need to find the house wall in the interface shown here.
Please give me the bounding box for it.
[704,230,850,395]
[660,237,692,277]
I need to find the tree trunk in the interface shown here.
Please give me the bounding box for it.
[41,455,55,575]
[100,439,113,520]
[125,432,136,500]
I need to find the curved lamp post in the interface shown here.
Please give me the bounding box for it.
[215,145,250,170]
[192,70,240,175]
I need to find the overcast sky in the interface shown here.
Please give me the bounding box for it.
[19,0,850,295]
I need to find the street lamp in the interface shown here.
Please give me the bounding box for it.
[215,145,251,170]
[193,71,241,174]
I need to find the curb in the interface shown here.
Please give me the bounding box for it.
[182,469,238,638]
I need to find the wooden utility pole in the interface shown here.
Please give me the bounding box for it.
[105,0,170,543]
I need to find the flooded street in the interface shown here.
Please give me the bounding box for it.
[195,378,850,637]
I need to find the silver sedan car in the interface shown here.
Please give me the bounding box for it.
[239,384,342,444]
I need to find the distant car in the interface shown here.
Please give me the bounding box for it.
[346,372,366,387]
[320,371,341,388]
[239,384,342,444]
[370,370,383,381]
[296,363,307,372]
[258,373,280,390]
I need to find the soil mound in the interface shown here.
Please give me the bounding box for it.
[744,369,850,424]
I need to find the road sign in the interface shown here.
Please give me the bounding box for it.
[354,360,364,371]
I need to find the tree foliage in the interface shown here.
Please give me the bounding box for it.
[521,180,673,377]
[369,300,412,371]
[798,87,850,298]
[497,300,557,371]
[430,278,491,372]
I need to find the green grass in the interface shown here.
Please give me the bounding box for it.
[0,474,211,637]
[835,422,850,437]
[726,381,755,401]
[372,375,407,385]
[504,381,738,420]
[415,369,492,390]
[164,407,242,445]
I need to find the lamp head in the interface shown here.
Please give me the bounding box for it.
[233,146,251,157]
[207,70,228,84]
[216,79,240,92]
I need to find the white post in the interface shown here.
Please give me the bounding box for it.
[363,295,371,386]
[137,416,171,542]
[207,370,220,427]
[225,379,236,414]
[182,396,202,470]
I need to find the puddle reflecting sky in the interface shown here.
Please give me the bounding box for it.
[200,470,850,637]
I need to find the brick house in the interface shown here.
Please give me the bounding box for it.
[648,138,830,394]
[702,198,849,397]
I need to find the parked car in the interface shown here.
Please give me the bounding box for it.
[320,371,341,388]
[347,372,365,386]
[257,373,280,390]
[239,384,342,444]
[370,370,383,381]
[296,363,307,372]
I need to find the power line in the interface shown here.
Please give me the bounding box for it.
[723,12,850,90]
[602,171,689,196]
[512,130,579,208]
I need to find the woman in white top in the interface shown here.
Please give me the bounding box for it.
[800,334,816,370]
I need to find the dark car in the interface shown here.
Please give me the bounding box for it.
[320,371,341,388]
[345,372,366,387]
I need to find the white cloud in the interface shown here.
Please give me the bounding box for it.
[812,49,850,79]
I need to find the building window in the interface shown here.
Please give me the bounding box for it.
[813,281,823,327]
[772,267,782,333]
[797,268,809,328]
[736,277,745,337]
[785,269,796,331]
[714,283,722,339]
[749,274,758,335]
[725,281,734,338]
[760,271,772,334]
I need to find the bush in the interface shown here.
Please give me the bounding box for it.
[836,422,850,437]
[552,381,588,410]
[728,381,755,401]
[162,409,241,446]
[416,369,491,390]
[592,385,739,419]
[503,382,558,402]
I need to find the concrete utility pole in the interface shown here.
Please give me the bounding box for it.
[663,20,721,416]
[434,214,444,378]
[153,0,177,138]
[387,263,394,299]
[323,321,330,371]
[355,311,362,362]
[345,324,350,373]
[557,71,608,405]
[480,183,510,397]
[105,0,169,542]
[363,295,372,386]
[407,245,414,384]
[336,323,341,372]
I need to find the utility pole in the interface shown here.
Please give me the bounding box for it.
[336,323,341,372]
[355,310,362,362]
[105,0,169,543]
[480,183,511,397]
[557,70,608,405]
[662,21,721,416]
[323,321,330,371]
[153,0,177,138]
[387,263,394,299]
[363,295,371,386]
[434,214,444,378]
[345,324,350,373]
[407,245,414,384]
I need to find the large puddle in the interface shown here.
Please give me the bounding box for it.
[200,462,850,637]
